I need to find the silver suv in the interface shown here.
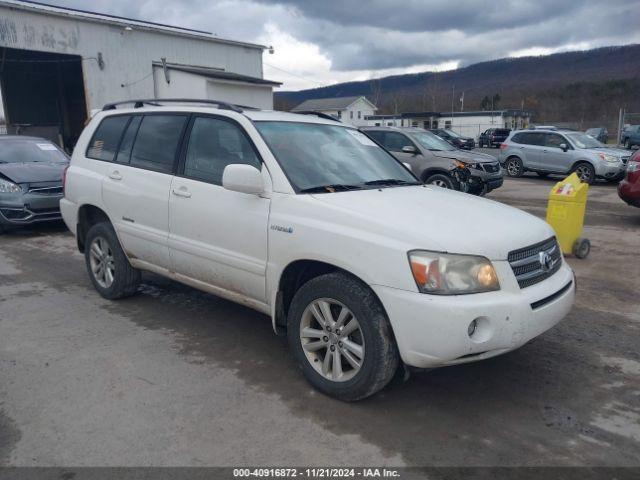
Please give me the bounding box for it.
[499,129,629,184]
[362,127,503,194]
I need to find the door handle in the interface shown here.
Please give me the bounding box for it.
[172,187,192,198]
[109,171,123,181]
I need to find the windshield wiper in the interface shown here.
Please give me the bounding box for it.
[363,179,421,187]
[299,184,364,193]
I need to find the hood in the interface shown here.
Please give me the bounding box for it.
[311,185,553,261]
[0,161,68,184]
[431,149,496,164]
[590,147,630,157]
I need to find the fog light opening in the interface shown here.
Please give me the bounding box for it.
[467,319,477,337]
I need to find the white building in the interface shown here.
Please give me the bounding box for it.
[0,0,279,148]
[365,110,532,140]
[291,96,377,126]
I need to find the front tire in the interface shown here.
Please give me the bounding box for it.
[85,222,141,300]
[505,157,524,177]
[574,162,596,184]
[287,272,399,401]
[624,138,631,149]
[425,173,455,189]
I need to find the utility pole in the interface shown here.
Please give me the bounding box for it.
[451,85,455,128]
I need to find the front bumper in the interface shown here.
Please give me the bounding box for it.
[595,162,626,180]
[372,260,575,368]
[0,191,63,226]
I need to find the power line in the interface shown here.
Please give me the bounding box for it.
[264,62,327,87]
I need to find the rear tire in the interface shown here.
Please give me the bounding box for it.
[425,173,455,189]
[574,162,596,184]
[505,157,524,177]
[287,272,399,402]
[85,222,141,300]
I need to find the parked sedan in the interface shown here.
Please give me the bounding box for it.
[585,127,608,144]
[362,127,503,195]
[499,129,629,184]
[0,136,69,233]
[478,128,511,148]
[618,150,640,207]
[430,128,475,150]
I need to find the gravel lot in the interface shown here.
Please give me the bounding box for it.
[1,170,639,467]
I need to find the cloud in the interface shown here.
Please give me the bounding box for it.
[45,0,640,90]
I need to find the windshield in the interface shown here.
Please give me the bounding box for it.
[565,133,604,149]
[411,130,456,151]
[255,122,419,192]
[443,129,463,138]
[0,139,68,164]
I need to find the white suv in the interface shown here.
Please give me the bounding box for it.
[61,99,575,401]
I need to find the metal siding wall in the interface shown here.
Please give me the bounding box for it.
[0,6,263,110]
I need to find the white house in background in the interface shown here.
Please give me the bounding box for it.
[365,110,532,140]
[291,96,377,126]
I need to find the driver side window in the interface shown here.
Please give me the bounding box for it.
[382,132,415,152]
[545,133,567,149]
[183,117,261,185]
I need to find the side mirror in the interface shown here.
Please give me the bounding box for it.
[559,143,568,152]
[402,145,417,154]
[222,164,264,195]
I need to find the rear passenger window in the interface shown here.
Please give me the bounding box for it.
[364,131,385,144]
[86,116,130,161]
[130,115,187,174]
[183,116,261,185]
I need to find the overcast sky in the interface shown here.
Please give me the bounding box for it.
[45,0,640,91]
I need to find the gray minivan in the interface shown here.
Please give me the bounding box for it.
[499,129,629,184]
[362,127,503,195]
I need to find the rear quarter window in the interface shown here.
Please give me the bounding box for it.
[86,115,130,161]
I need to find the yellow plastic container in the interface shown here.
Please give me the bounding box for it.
[546,173,589,256]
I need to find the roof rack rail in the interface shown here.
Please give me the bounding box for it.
[102,98,257,113]
[293,111,341,123]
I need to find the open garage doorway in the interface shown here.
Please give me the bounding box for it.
[0,47,88,152]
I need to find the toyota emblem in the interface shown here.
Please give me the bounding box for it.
[539,251,553,272]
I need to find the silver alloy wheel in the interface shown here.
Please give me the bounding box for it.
[507,159,520,176]
[299,298,365,382]
[89,236,115,289]
[575,164,592,182]
[430,179,450,188]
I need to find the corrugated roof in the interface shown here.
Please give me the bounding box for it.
[291,96,374,112]
[154,62,281,86]
[0,0,267,50]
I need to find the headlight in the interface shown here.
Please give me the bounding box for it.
[0,178,21,194]
[453,160,469,169]
[627,161,640,172]
[409,251,500,295]
[599,153,619,163]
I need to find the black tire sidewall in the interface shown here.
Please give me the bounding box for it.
[506,157,523,177]
[84,222,139,299]
[287,273,398,401]
[425,173,455,189]
[576,163,595,184]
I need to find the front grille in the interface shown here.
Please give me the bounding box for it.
[508,237,562,288]
[482,162,501,173]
